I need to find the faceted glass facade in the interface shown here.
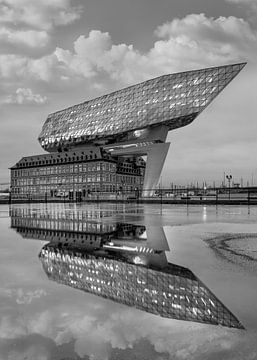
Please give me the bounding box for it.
[39,63,246,151]
[39,245,243,329]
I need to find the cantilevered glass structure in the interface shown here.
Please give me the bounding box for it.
[10,205,244,329]
[39,63,246,151]
[10,63,246,200]
[39,244,244,328]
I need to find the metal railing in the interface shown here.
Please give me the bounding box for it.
[8,186,257,204]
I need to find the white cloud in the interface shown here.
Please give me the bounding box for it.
[0,305,256,360]
[0,0,82,51]
[51,14,256,87]
[54,30,149,83]
[52,14,257,85]
[4,88,47,105]
[0,13,256,88]
[148,13,256,69]
[0,54,27,78]
[0,0,83,31]
[0,27,49,47]
[155,13,256,45]
[1,287,47,304]
[0,53,59,81]
[28,54,62,82]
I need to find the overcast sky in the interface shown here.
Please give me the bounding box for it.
[0,0,257,186]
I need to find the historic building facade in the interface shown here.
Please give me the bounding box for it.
[10,62,246,201]
[10,147,145,201]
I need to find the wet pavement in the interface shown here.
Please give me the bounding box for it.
[1,203,257,359]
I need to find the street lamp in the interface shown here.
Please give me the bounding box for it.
[226,174,232,200]
[134,187,139,200]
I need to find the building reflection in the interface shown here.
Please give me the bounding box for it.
[10,206,244,329]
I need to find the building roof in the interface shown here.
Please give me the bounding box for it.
[10,146,113,169]
[38,62,246,152]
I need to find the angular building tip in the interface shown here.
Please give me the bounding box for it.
[38,62,247,153]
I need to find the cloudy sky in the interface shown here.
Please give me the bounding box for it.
[0,0,257,186]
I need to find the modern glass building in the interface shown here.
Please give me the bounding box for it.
[10,205,244,328]
[40,244,244,328]
[10,63,246,201]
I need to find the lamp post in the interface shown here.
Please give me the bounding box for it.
[226,175,232,200]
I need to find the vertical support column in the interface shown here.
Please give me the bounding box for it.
[142,142,170,197]
[145,226,169,251]
[145,225,169,268]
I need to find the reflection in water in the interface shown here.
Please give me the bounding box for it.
[10,206,244,329]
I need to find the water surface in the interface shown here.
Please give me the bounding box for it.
[1,203,257,359]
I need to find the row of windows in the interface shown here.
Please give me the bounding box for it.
[12,162,116,177]
[14,153,105,169]
[117,165,142,175]
[16,230,102,245]
[12,173,140,187]
[11,208,115,220]
[12,183,138,195]
[12,218,114,233]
